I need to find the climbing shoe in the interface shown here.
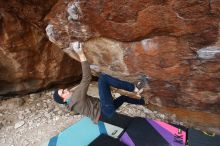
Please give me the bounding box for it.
[135,74,150,94]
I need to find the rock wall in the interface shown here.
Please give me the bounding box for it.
[45,0,220,132]
[0,0,219,134]
[46,0,220,112]
[0,0,81,95]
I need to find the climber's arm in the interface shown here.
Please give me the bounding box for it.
[68,42,92,100]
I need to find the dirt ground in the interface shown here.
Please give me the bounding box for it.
[0,82,180,146]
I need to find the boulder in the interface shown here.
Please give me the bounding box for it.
[0,0,81,95]
[45,0,220,133]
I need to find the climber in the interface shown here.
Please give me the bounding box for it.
[53,42,148,123]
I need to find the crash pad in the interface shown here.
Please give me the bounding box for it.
[41,117,124,146]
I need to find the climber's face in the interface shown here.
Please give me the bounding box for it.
[58,88,72,101]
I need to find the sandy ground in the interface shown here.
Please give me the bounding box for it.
[0,82,179,146]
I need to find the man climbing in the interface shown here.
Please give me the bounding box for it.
[53,42,148,123]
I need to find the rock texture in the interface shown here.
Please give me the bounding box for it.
[0,0,81,95]
[0,0,219,134]
[45,0,220,132]
[46,0,220,111]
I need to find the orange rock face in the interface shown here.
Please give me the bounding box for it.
[46,0,220,133]
[46,0,220,111]
[0,0,81,95]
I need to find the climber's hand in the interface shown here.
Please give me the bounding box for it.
[69,41,83,55]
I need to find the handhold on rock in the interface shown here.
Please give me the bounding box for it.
[67,4,80,21]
